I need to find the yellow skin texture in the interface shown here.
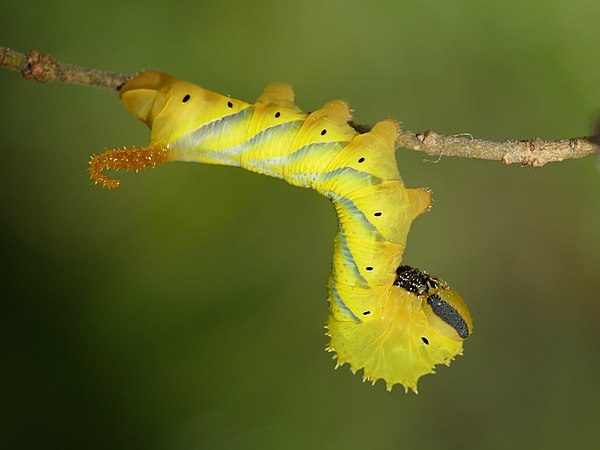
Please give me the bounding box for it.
[116,71,473,392]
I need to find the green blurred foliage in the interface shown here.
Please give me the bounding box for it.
[1,1,599,449]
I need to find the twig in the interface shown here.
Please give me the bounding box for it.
[1,47,130,90]
[395,130,598,167]
[2,46,598,166]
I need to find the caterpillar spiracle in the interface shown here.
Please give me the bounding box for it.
[89,71,473,392]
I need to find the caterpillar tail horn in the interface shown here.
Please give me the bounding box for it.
[88,145,170,189]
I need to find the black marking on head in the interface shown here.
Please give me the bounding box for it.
[421,337,429,345]
[358,157,365,163]
[427,277,440,290]
[182,94,191,103]
[227,101,233,108]
[362,310,371,316]
[426,294,469,338]
[394,265,443,296]
[275,111,281,118]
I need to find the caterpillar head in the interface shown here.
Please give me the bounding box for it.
[394,265,473,341]
[327,266,473,392]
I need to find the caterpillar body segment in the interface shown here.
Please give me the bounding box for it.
[90,71,472,392]
[326,286,464,393]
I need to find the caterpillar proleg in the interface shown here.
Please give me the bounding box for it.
[89,71,473,392]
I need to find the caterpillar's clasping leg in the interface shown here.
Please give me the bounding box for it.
[88,145,170,189]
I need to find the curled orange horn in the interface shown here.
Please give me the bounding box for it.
[89,145,170,189]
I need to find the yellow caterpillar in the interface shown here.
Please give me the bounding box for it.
[90,71,473,392]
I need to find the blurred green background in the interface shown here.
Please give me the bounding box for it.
[1,1,599,449]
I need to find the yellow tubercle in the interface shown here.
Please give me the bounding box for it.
[407,187,432,220]
[255,82,300,110]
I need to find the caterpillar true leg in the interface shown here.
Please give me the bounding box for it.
[90,71,473,392]
[89,145,170,189]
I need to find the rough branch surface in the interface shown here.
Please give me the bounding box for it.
[2,46,598,166]
[1,47,130,90]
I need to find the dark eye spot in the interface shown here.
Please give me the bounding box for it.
[426,294,470,338]
[358,157,365,163]
[421,337,429,345]
[362,311,371,316]
[182,94,190,103]
[275,112,281,118]
[365,266,373,271]
[227,101,233,108]
[373,212,382,217]
[321,129,327,135]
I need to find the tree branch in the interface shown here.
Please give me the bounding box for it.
[2,46,598,166]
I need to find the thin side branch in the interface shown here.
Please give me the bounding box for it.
[2,47,598,166]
